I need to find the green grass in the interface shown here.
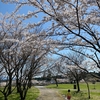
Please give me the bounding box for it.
[46,82,100,100]
[0,87,39,100]
[0,83,99,100]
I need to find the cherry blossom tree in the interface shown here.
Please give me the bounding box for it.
[1,0,99,73]
[0,13,25,100]
[55,51,91,98]
[0,13,53,100]
[0,0,100,99]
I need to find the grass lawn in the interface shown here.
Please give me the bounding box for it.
[0,86,39,100]
[46,82,100,100]
[0,83,99,100]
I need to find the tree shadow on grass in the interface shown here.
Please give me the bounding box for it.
[0,96,4,100]
[72,91,91,100]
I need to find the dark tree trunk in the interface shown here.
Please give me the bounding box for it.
[16,81,20,93]
[76,80,80,92]
[18,83,28,100]
[4,96,8,100]
[16,72,20,93]
[54,78,58,87]
[84,79,91,99]
[4,93,8,100]
[19,89,27,100]
[8,76,12,94]
[28,70,32,88]
[86,82,91,99]
[28,81,32,88]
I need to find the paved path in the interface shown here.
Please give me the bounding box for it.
[35,86,64,100]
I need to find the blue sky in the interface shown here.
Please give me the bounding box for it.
[0,1,34,14]
[0,1,44,24]
[0,2,16,14]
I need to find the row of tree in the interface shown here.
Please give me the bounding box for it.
[0,14,51,100]
[0,0,100,100]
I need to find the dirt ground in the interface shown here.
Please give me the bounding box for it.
[35,86,64,100]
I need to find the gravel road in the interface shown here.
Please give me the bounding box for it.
[35,86,64,100]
